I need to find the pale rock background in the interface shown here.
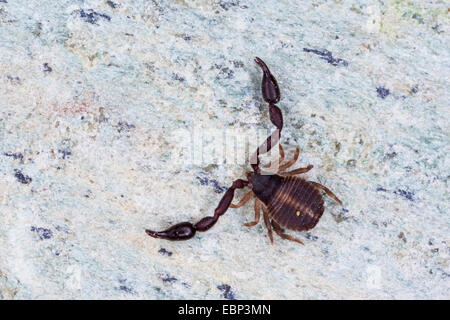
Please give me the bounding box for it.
[0,0,449,299]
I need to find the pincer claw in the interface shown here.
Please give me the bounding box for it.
[145,222,196,241]
[255,57,280,104]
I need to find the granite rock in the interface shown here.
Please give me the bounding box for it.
[0,0,448,299]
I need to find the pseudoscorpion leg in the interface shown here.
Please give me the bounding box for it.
[279,146,300,171]
[282,165,314,176]
[229,191,254,209]
[244,199,261,227]
[262,206,274,244]
[271,220,304,245]
[309,181,342,205]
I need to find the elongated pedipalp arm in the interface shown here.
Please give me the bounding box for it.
[145,179,249,241]
[251,57,284,172]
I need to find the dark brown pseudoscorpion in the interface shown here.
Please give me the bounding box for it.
[145,57,342,245]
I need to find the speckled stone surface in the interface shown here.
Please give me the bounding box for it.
[0,0,449,299]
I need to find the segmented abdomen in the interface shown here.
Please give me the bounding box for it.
[267,176,324,231]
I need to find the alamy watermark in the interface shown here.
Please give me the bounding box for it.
[161,127,281,173]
